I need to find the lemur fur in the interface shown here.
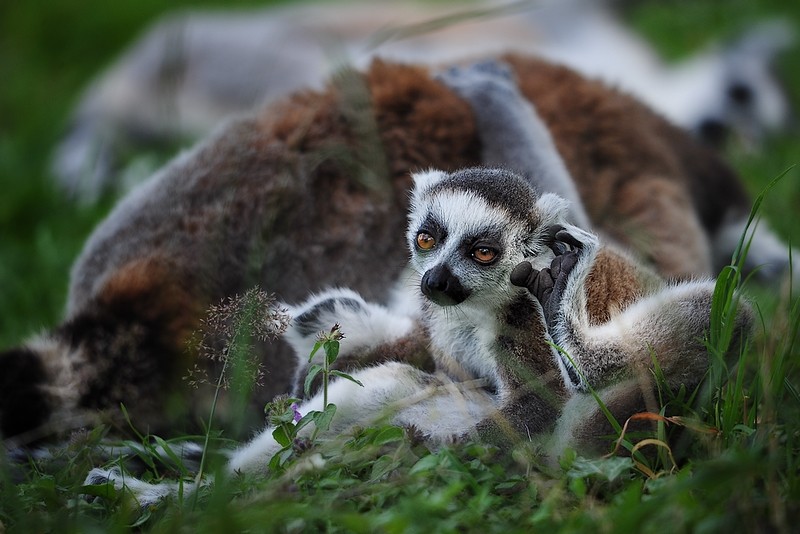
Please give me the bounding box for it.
[2,55,772,446]
[85,167,753,508]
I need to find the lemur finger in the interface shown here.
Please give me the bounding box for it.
[554,230,584,250]
[511,261,547,302]
[531,267,554,304]
[550,255,563,279]
[510,261,534,288]
[552,242,569,256]
[547,226,576,256]
[561,252,579,275]
[550,251,579,281]
[545,224,564,246]
[511,260,557,306]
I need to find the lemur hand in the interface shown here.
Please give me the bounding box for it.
[510,225,583,328]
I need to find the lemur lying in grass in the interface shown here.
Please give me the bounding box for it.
[1,56,772,449]
[83,63,752,508]
[84,169,753,506]
[227,166,749,475]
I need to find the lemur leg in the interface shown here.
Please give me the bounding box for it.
[283,288,434,397]
[547,376,651,458]
[513,224,753,392]
[229,362,452,476]
[436,61,592,229]
[87,360,495,507]
[84,363,430,508]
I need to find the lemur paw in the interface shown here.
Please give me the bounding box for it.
[289,289,368,338]
[285,288,414,364]
[435,60,519,106]
[510,225,589,327]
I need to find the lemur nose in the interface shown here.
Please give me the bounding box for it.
[421,264,470,306]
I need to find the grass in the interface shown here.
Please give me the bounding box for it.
[1,0,800,532]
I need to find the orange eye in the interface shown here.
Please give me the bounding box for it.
[472,247,497,264]
[416,232,436,250]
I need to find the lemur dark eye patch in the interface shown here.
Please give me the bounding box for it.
[459,227,503,259]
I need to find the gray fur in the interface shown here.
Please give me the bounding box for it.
[436,61,592,229]
[429,167,540,224]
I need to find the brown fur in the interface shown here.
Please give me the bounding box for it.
[504,54,750,278]
[97,257,200,353]
[582,247,661,325]
[1,55,753,441]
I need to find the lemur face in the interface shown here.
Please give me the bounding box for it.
[407,168,568,311]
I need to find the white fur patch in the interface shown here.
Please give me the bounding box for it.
[283,288,415,363]
[227,362,494,475]
[410,169,448,200]
[84,467,197,509]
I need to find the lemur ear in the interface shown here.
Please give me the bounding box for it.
[520,193,571,259]
[410,169,447,196]
[534,193,570,228]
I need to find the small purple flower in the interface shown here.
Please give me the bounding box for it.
[291,403,302,423]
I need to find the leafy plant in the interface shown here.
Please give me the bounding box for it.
[266,323,364,472]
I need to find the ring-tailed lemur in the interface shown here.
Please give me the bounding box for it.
[1,56,778,451]
[86,166,753,507]
[261,166,750,463]
[82,63,753,504]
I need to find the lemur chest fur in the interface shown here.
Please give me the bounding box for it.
[424,309,506,394]
[415,284,569,427]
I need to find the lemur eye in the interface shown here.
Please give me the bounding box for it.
[472,247,498,264]
[416,232,436,250]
